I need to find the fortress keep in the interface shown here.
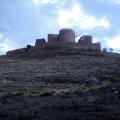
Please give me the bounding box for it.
[47,29,75,43]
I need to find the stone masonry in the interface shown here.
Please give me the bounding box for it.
[6,28,101,54]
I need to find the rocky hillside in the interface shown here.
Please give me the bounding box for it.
[0,50,120,119]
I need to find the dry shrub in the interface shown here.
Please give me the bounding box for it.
[87,96,96,102]
[40,91,55,97]
[15,92,24,96]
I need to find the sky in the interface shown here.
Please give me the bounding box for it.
[0,0,120,54]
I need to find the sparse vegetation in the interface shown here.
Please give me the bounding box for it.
[102,47,107,52]
[109,48,113,52]
[0,50,120,119]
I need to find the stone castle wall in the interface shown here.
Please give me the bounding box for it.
[6,28,101,54]
[48,34,59,43]
[6,42,101,55]
[35,42,101,52]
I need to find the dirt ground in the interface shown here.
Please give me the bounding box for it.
[0,81,120,120]
[0,51,120,120]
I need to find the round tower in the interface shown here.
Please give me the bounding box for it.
[59,29,75,42]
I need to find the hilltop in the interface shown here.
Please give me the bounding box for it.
[0,50,120,119]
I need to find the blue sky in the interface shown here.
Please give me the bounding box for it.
[0,0,120,54]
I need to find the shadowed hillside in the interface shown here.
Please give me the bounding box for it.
[0,50,120,119]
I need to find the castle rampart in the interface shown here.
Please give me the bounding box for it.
[34,28,101,52]
[6,28,101,55]
[35,42,101,52]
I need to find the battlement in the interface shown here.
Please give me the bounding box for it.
[34,42,101,52]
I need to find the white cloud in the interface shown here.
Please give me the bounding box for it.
[92,37,100,43]
[33,0,58,5]
[57,10,73,27]
[0,34,2,39]
[100,0,120,4]
[114,0,120,3]
[0,39,18,53]
[100,17,110,28]
[33,0,39,4]
[41,0,58,4]
[105,34,120,49]
[57,4,110,29]
[28,42,35,46]
[110,0,120,3]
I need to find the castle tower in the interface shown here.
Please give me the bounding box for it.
[78,35,92,44]
[48,34,59,43]
[59,29,75,43]
[35,38,46,46]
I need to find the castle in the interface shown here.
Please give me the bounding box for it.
[35,28,101,52]
[6,28,101,54]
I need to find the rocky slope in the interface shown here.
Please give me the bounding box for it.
[0,50,120,120]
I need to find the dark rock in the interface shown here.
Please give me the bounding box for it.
[85,77,100,84]
[64,77,84,83]
[43,77,55,82]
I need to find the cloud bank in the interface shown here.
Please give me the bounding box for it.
[0,0,120,54]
